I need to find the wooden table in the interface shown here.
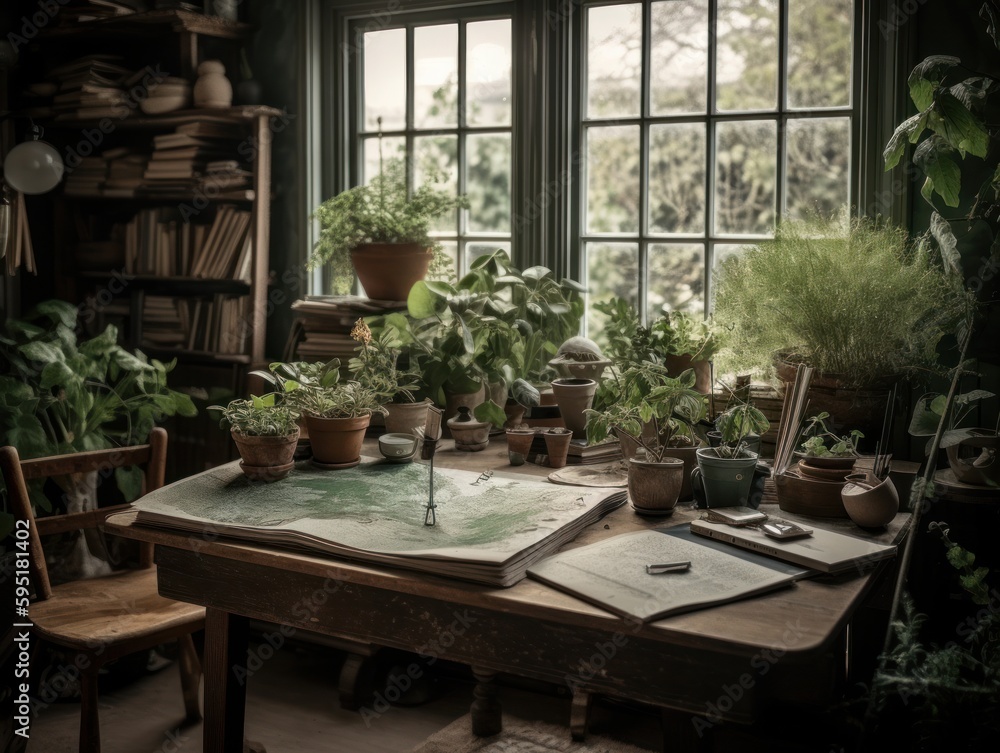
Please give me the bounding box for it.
[104,441,908,753]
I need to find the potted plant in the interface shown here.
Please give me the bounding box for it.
[797,411,864,469]
[586,363,707,503]
[346,316,428,435]
[712,214,975,439]
[261,359,386,468]
[909,388,998,487]
[693,387,770,509]
[0,299,197,578]
[309,144,468,299]
[208,393,299,481]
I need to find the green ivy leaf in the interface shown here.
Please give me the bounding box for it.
[930,90,989,158]
[885,113,928,170]
[115,465,143,503]
[473,399,507,427]
[19,340,65,366]
[28,299,79,329]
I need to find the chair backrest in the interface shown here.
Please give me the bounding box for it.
[1,427,167,601]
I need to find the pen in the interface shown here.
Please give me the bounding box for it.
[646,561,691,574]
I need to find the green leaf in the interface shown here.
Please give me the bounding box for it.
[929,212,962,275]
[39,361,75,391]
[19,340,65,366]
[921,150,962,207]
[522,266,552,281]
[946,544,975,570]
[884,113,926,170]
[115,465,143,503]
[29,299,79,329]
[953,389,994,406]
[112,349,150,373]
[930,90,989,158]
[473,400,507,427]
[78,326,118,358]
[5,413,49,457]
[408,281,440,319]
[908,55,960,110]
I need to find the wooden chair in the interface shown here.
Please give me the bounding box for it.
[1,427,205,753]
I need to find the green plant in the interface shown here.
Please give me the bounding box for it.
[798,412,863,457]
[208,393,299,437]
[346,318,420,404]
[909,387,996,455]
[254,359,386,420]
[585,364,706,461]
[713,213,974,387]
[595,297,720,366]
[0,300,197,507]
[713,382,770,459]
[309,151,469,293]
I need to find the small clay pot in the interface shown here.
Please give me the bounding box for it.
[542,428,573,468]
[446,407,490,452]
[842,472,899,528]
[628,456,685,514]
[550,377,598,439]
[231,428,299,482]
[505,427,536,466]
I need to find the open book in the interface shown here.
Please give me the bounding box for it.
[132,458,626,587]
[527,526,808,623]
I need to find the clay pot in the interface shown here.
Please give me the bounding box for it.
[659,443,702,501]
[305,414,371,468]
[232,428,299,482]
[946,430,1000,487]
[628,457,685,515]
[503,400,526,429]
[505,427,536,465]
[775,473,849,518]
[383,399,431,435]
[542,428,573,468]
[662,354,712,394]
[550,377,597,439]
[443,384,486,428]
[447,407,491,451]
[842,472,899,528]
[350,242,433,302]
[193,60,233,109]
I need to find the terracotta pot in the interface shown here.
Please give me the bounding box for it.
[775,472,849,518]
[842,472,899,528]
[350,242,433,302]
[946,429,1000,487]
[443,383,486,428]
[446,407,491,452]
[542,428,573,468]
[503,400,526,429]
[628,457,685,514]
[797,459,854,482]
[305,414,371,468]
[691,447,759,509]
[550,377,598,439]
[662,354,712,394]
[231,429,299,481]
[383,399,431,435]
[505,428,536,465]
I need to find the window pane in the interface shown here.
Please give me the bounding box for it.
[363,28,406,130]
[465,241,511,271]
[716,0,778,112]
[708,243,746,310]
[467,19,512,126]
[586,125,641,233]
[785,117,850,220]
[787,0,853,109]
[415,135,458,233]
[587,242,639,341]
[650,0,708,115]
[466,133,511,233]
[648,243,705,318]
[649,123,706,234]
[362,136,406,184]
[586,4,642,118]
[429,241,459,283]
[714,120,777,235]
[415,25,458,128]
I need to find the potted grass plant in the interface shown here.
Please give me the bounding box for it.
[209,393,299,481]
[309,131,468,299]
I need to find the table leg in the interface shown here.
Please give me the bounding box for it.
[338,652,372,711]
[661,708,710,753]
[204,608,250,753]
[570,690,592,741]
[470,666,502,737]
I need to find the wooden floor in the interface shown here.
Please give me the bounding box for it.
[26,639,662,752]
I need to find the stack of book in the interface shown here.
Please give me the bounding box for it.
[185,296,249,355]
[142,296,187,348]
[285,296,407,362]
[55,2,145,26]
[48,54,132,120]
[103,147,149,197]
[63,157,109,197]
[200,160,253,193]
[189,205,253,280]
[139,124,245,195]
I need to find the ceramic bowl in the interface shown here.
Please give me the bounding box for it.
[140,93,189,115]
[842,473,899,528]
[378,432,418,463]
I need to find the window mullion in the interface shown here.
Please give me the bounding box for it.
[705,0,719,318]
[776,0,789,223]
[457,21,469,270]
[405,26,416,195]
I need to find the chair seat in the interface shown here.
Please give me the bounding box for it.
[32,566,205,650]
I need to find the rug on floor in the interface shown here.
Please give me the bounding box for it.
[410,714,655,753]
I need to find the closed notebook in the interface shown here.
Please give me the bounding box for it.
[690,519,897,574]
[527,528,804,623]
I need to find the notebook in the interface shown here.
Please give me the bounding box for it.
[690,519,897,574]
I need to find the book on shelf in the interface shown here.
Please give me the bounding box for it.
[528,525,807,623]
[130,459,627,588]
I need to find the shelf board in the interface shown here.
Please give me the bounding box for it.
[42,9,251,41]
[49,105,283,130]
[78,272,251,296]
[143,347,252,366]
[65,189,256,203]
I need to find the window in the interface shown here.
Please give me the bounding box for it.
[579,0,856,336]
[352,12,513,280]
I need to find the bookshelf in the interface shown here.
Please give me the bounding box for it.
[14,5,278,478]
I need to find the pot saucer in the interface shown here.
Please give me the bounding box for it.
[311,458,361,470]
[239,460,294,482]
[630,503,677,517]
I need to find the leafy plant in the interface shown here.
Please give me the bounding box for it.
[713,382,770,459]
[253,359,386,420]
[585,365,706,461]
[309,152,469,293]
[909,388,996,454]
[0,300,197,507]
[713,213,973,387]
[346,318,420,404]
[798,412,863,457]
[209,393,299,437]
[594,297,720,366]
